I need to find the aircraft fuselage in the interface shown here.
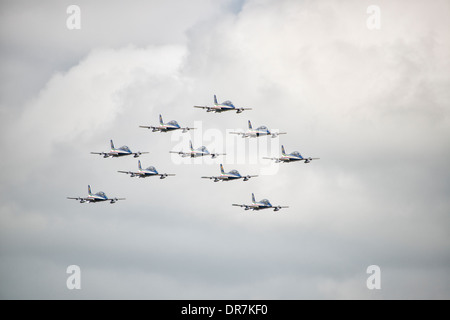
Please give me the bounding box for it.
[108,149,132,157]
[155,125,180,132]
[219,173,241,181]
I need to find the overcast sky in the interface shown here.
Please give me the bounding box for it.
[1,0,449,299]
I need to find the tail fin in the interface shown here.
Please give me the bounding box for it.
[281,145,286,156]
[88,185,92,195]
[251,193,256,203]
[110,140,115,150]
[159,114,164,125]
[138,160,142,170]
[190,140,193,151]
[248,120,252,130]
[214,95,218,105]
[220,164,225,174]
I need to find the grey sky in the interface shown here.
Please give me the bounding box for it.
[1,0,449,299]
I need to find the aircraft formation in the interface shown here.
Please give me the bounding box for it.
[67,95,319,211]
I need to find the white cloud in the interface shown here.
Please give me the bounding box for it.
[2,45,186,178]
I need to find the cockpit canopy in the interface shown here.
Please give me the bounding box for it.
[257,126,268,131]
[229,169,240,176]
[222,100,234,107]
[96,191,106,198]
[118,146,131,152]
[145,166,157,173]
[167,120,179,127]
[198,146,209,153]
[259,199,271,206]
[291,151,302,158]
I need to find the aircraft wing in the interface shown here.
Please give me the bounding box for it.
[67,197,90,203]
[193,106,208,109]
[237,108,252,111]
[169,151,189,157]
[181,127,196,133]
[240,175,258,181]
[117,170,139,176]
[158,173,176,179]
[210,153,226,158]
[232,204,247,207]
[132,152,149,157]
[270,132,287,138]
[139,125,158,130]
[229,132,248,137]
[302,157,320,163]
[262,156,280,161]
[90,152,109,156]
[201,176,224,182]
[273,205,289,211]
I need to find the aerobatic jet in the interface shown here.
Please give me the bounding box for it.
[201,164,258,182]
[170,140,226,159]
[263,145,320,163]
[139,114,195,133]
[232,193,289,211]
[194,95,252,113]
[67,185,125,204]
[230,120,287,138]
[118,160,175,179]
[91,140,148,158]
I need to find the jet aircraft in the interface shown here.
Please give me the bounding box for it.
[170,140,226,159]
[263,145,320,163]
[118,160,176,179]
[67,185,125,204]
[91,140,148,158]
[194,95,252,113]
[201,164,258,182]
[232,193,289,211]
[139,114,195,133]
[230,120,287,138]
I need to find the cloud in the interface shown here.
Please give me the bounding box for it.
[2,45,186,179]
